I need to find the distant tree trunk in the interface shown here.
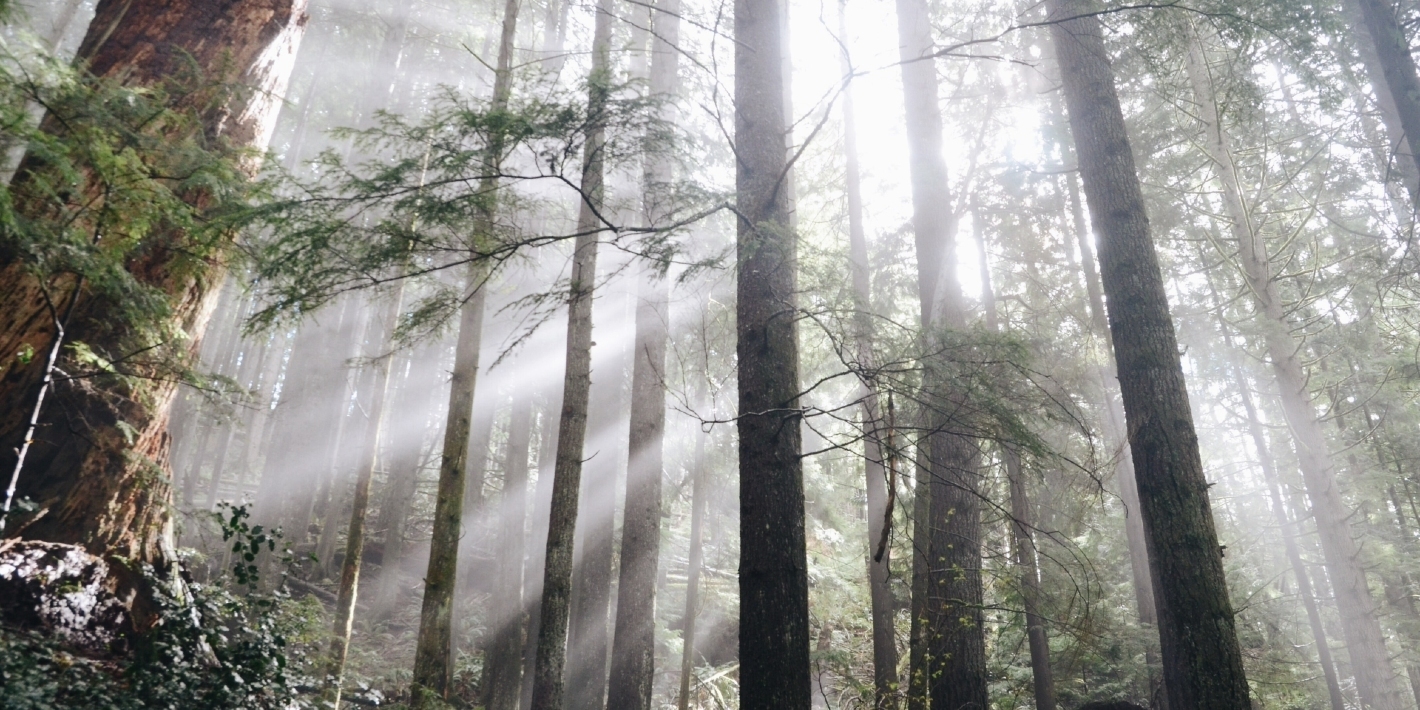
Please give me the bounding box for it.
[327,285,406,706]
[1183,28,1404,710]
[837,3,897,704]
[977,223,1054,710]
[375,346,438,613]
[892,0,986,705]
[529,0,612,706]
[1226,359,1346,710]
[0,0,308,570]
[484,396,534,710]
[1350,0,1420,205]
[676,403,710,710]
[409,0,519,696]
[606,1,680,706]
[566,328,626,710]
[735,0,810,702]
[458,397,497,593]
[524,390,563,710]
[1048,1,1251,706]
[44,0,85,50]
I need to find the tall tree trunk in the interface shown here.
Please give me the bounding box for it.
[375,345,437,613]
[524,389,564,710]
[606,1,681,705]
[327,284,407,707]
[1183,29,1404,710]
[1227,358,1347,710]
[1060,116,1166,707]
[530,0,613,706]
[567,324,626,710]
[892,0,986,705]
[837,3,898,704]
[1047,1,1251,706]
[0,0,307,570]
[485,396,535,710]
[977,223,1054,710]
[735,0,810,703]
[676,402,710,710]
[1350,0,1420,206]
[409,0,520,694]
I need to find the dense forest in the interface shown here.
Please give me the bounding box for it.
[4,0,1420,708]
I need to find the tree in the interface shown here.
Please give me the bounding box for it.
[606,0,682,705]
[891,0,987,704]
[529,0,615,705]
[0,0,308,571]
[408,0,518,699]
[1349,0,1420,206]
[735,0,811,703]
[483,395,534,710]
[837,2,898,705]
[1183,23,1405,709]
[1047,0,1251,706]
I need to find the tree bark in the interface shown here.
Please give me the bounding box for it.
[1350,0,1420,205]
[407,0,519,697]
[837,3,898,704]
[734,0,810,702]
[1183,28,1404,710]
[0,0,307,570]
[606,0,680,705]
[1047,1,1251,706]
[529,0,613,705]
[891,0,987,705]
[484,396,534,710]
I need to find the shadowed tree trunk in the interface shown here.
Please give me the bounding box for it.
[1047,1,1251,706]
[484,396,534,710]
[837,2,897,704]
[0,0,308,570]
[408,0,519,699]
[606,0,680,705]
[735,0,810,701]
[530,0,613,705]
[1183,28,1404,710]
[892,0,986,704]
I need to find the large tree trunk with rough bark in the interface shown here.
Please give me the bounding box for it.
[1184,28,1405,710]
[0,0,307,573]
[529,1,613,706]
[1048,1,1251,706]
[605,0,680,705]
[735,0,810,703]
[892,0,986,705]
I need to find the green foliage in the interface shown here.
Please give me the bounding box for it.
[242,77,708,342]
[0,36,254,385]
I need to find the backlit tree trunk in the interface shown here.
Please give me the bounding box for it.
[408,0,518,699]
[735,0,810,701]
[838,2,898,703]
[1350,0,1420,205]
[1048,1,1251,706]
[0,0,307,570]
[530,0,613,705]
[483,396,534,710]
[606,0,680,705]
[892,0,986,704]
